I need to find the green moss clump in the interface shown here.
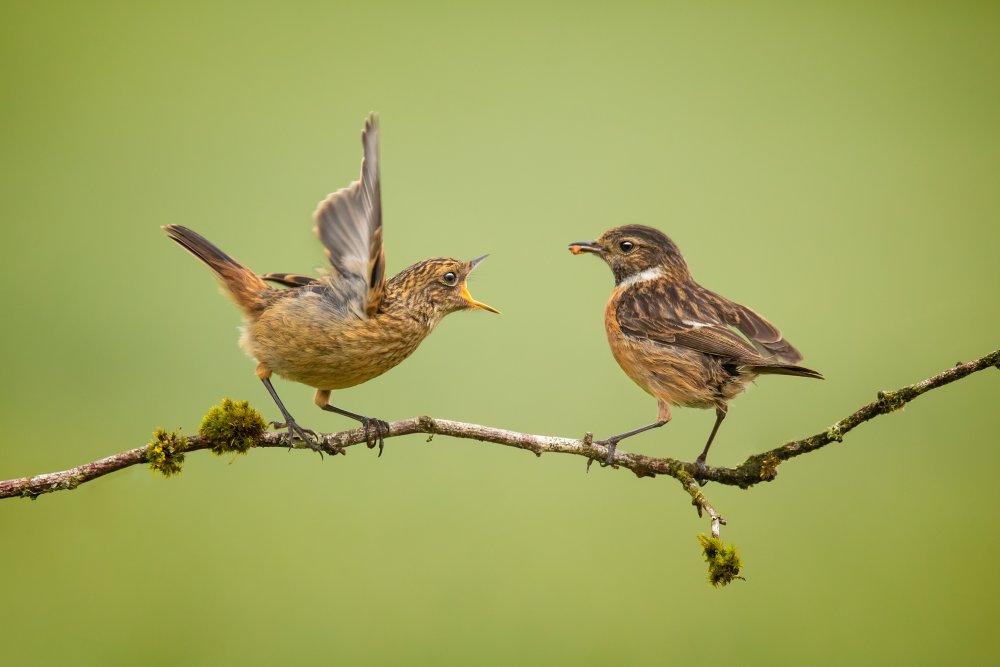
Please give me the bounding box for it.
[147,429,187,477]
[199,398,266,455]
[757,453,781,481]
[825,423,845,443]
[876,390,906,413]
[698,534,744,587]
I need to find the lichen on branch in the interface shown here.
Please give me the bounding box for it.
[0,348,996,585]
[1,348,996,500]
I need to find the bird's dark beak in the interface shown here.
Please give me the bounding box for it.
[462,255,500,314]
[568,240,603,255]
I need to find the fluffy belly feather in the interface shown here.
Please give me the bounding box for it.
[607,332,751,409]
[240,306,428,390]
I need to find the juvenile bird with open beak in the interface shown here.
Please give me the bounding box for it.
[164,114,498,455]
[569,224,821,472]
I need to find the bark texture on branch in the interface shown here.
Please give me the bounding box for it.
[1,348,997,501]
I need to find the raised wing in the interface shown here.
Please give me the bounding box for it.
[313,113,386,317]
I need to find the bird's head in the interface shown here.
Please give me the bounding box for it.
[568,224,690,285]
[388,255,499,323]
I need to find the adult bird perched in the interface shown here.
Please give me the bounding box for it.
[164,114,499,455]
[569,224,821,471]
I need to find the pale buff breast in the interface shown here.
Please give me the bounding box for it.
[240,292,431,390]
[604,295,750,410]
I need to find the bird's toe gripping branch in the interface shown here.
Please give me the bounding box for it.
[362,417,391,457]
[271,420,324,455]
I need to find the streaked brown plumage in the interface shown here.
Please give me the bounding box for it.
[569,224,821,470]
[164,114,498,454]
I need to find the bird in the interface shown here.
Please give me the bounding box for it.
[569,224,821,471]
[163,114,499,455]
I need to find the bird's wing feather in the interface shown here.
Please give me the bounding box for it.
[260,272,321,287]
[705,289,803,363]
[616,286,763,361]
[313,114,386,318]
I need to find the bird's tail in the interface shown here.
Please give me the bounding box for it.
[162,225,270,317]
[752,363,824,380]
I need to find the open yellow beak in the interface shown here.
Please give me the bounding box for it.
[461,254,500,313]
[461,282,500,314]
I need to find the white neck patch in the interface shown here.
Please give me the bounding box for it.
[619,267,663,287]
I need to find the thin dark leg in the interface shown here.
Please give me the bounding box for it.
[595,421,668,466]
[695,406,728,474]
[320,404,390,457]
[261,377,322,455]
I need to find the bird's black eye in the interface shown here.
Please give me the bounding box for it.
[619,240,635,253]
[442,272,457,286]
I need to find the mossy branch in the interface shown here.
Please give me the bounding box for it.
[2,348,996,500]
[1,348,996,584]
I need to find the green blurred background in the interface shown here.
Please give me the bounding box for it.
[2,2,998,664]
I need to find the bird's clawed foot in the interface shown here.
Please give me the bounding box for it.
[585,421,667,471]
[317,400,389,457]
[694,456,709,486]
[585,437,620,471]
[594,439,619,468]
[360,417,390,457]
[270,420,324,456]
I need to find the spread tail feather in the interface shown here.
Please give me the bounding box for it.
[162,225,269,316]
[752,363,824,380]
